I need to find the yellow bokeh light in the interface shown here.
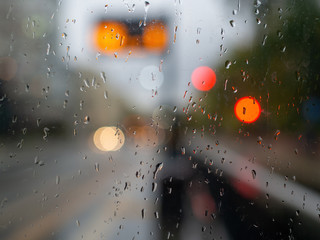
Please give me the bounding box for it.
[111,127,125,151]
[93,127,107,152]
[93,127,125,152]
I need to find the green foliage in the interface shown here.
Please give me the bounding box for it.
[195,0,320,134]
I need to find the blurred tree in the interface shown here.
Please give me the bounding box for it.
[191,0,320,136]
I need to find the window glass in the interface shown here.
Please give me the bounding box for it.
[1,0,320,239]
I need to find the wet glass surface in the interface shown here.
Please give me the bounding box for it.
[0,0,320,239]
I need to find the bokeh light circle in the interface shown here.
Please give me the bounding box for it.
[191,66,216,91]
[93,127,107,151]
[234,97,261,123]
[93,126,125,152]
[142,22,169,53]
[92,21,128,54]
[112,127,125,151]
[139,65,164,90]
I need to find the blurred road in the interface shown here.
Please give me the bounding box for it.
[0,134,232,240]
[0,136,164,240]
[1,132,320,239]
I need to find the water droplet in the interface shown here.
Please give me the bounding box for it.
[12,115,17,123]
[230,86,237,93]
[34,156,39,164]
[46,43,50,55]
[6,4,13,20]
[63,99,68,109]
[254,0,262,8]
[83,78,90,88]
[225,60,232,69]
[274,130,280,140]
[37,118,41,127]
[229,20,235,27]
[43,127,49,140]
[80,100,84,110]
[257,136,263,144]
[76,220,80,227]
[180,147,186,155]
[262,34,268,46]
[56,176,60,185]
[95,163,99,172]
[243,107,247,115]
[100,71,107,83]
[84,116,90,124]
[173,106,177,112]
[153,162,163,179]
[17,139,23,149]
[152,182,157,192]
[159,59,163,72]
[141,208,145,219]
[252,169,257,179]
[143,1,150,26]
[104,91,108,100]
[61,32,67,40]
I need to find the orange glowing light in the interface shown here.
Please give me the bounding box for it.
[234,97,261,123]
[92,21,128,54]
[142,22,169,53]
[191,66,216,91]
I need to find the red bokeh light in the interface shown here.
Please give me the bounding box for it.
[191,66,216,91]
